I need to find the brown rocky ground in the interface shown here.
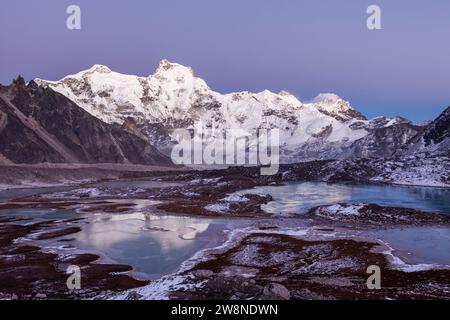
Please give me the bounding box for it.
[0,164,185,190]
[0,216,148,300]
[0,170,279,217]
[1,166,449,300]
[171,230,450,300]
[309,203,450,227]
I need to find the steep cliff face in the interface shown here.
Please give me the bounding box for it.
[398,106,450,156]
[0,100,66,164]
[348,118,424,159]
[423,106,450,146]
[0,77,173,166]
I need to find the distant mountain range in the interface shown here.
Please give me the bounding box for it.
[0,60,448,177]
[329,105,449,187]
[35,60,432,161]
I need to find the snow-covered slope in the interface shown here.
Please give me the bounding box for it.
[317,107,450,187]
[35,60,422,162]
[399,106,450,156]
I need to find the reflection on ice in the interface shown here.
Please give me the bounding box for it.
[236,182,354,215]
[236,182,450,215]
[3,180,449,281]
[57,212,225,279]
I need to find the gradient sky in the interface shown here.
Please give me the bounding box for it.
[1,0,449,121]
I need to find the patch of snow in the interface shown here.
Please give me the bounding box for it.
[372,155,449,188]
[181,191,200,197]
[112,274,200,300]
[205,203,230,213]
[48,187,104,199]
[221,194,249,202]
[189,177,222,185]
[315,204,365,220]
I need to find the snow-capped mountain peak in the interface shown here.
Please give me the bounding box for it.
[88,64,113,73]
[312,93,341,104]
[60,64,113,81]
[153,59,195,77]
[149,59,210,93]
[309,93,367,121]
[35,60,420,162]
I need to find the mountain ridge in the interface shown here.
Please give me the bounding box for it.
[35,60,426,162]
[0,77,174,166]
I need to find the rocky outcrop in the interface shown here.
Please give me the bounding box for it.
[348,119,424,159]
[169,230,450,300]
[422,106,450,147]
[310,203,450,226]
[399,106,450,156]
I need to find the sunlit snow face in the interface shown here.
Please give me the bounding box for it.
[33,59,438,167]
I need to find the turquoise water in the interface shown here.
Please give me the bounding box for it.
[0,180,228,279]
[0,206,231,279]
[370,227,450,265]
[1,180,449,278]
[53,212,230,279]
[235,182,450,264]
[237,182,450,215]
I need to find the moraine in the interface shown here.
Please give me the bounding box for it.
[1,179,449,285]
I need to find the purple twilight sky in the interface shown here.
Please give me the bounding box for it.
[1,0,449,121]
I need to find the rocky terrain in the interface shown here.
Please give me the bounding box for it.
[0,163,184,190]
[118,227,450,300]
[0,61,447,189]
[0,214,149,300]
[0,77,173,166]
[178,233,449,300]
[322,154,450,187]
[0,165,449,300]
[310,203,450,226]
[400,106,450,156]
[0,61,448,301]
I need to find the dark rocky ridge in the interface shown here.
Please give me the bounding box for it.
[398,106,450,156]
[349,120,424,159]
[423,106,450,146]
[0,77,173,166]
